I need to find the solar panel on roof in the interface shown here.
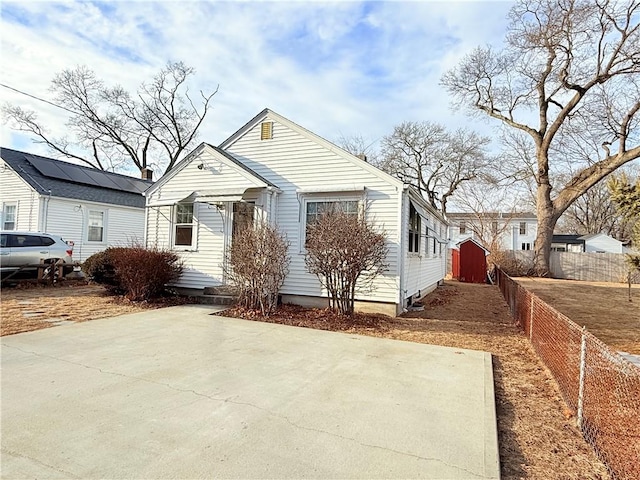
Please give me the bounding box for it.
[65,164,100,185]
[82,168,122,190]
[25,153,146,193]
[109,176,137,191]
[25,155,73,181]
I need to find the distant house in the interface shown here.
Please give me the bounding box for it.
[0,147,152,261]
[144,108,449,316]
[447,212,538,252]
[551,233,624,253]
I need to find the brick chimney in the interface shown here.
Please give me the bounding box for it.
[141,168,153,181]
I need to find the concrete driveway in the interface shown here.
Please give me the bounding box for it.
[1,305,500,479]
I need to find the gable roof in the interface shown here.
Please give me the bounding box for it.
[1,147,152,208]
[456,237,490,253]
[218,108,404,190]
[145,143,278,197]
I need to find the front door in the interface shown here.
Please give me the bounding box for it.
[231,202,255,241]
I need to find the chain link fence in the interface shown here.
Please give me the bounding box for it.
[496,269,640,480]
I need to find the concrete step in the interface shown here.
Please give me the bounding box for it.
[199,295,237,306]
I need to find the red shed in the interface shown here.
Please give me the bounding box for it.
[455,238,489,284]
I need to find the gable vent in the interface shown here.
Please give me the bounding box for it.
[260,121,273,140]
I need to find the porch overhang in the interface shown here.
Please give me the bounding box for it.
[147,187,272,207]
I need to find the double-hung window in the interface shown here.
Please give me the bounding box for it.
[519,222,527,235]
[459,221,466,235]
[174,203,194,247]
[305,199,359,246]
[3,203,16,230]
[408,203,421,253]
[87,210,105,242]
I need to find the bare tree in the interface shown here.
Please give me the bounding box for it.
[336,133,380,164]
[377,121,492,214]
[557,177,635,241]
[223,221,290,316]
[3,62,217,175]
[442,0,640,275]
[305,207,388,315]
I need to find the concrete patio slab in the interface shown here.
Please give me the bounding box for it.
[1,305,500,479]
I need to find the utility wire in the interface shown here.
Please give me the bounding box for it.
[0,82,78,115]
[0,81,144,138]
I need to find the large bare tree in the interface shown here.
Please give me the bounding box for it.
[377,121,492,214]
[3,62,217,176]
[441,0,640,275]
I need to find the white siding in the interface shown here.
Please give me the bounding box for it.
[585,234,623,253]
[145,149,267,289]
[448,216,538,251]
[44,198,145,262]
[0,163,41,231]
[402,197,447,306]
[224,116,402,303]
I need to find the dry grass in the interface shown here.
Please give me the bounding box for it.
[1,280,612,479]
[1,282,160,336]
[514,277,640,354]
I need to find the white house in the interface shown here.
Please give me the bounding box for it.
[551,233,624,253]
[144,109,448,315]
[0,147,152,261]
[447,212,538,252]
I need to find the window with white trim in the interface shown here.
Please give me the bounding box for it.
[174,203,194,247]
[3,203,17,230]
[459,221,466,235]
[521,242,531,251]
[519,222,527,235]
[409,203,421,253]
[305,200,358,246]
[87,210,105,242]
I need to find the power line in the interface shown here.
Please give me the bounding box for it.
[0,82,78,115]
[0,81,143,139]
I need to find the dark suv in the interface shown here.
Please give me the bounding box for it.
[0,231,74,277]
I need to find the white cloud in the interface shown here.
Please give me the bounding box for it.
[1,0,514,167]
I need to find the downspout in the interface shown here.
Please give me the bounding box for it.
[40,191,52,232]
[397,185,408,314]
[142,191,149,248]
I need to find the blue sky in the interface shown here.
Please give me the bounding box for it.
[1,0,514,168]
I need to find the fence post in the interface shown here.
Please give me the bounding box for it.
[529,296,534,340]
[577,326,587,431]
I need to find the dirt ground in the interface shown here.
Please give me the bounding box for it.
[514,277,640,354]
[1,280,611,479]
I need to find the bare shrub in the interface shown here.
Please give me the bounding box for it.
[489,249,533,277]
[305,208,388,315]
[224,222,290,316]
[83,247,183,301]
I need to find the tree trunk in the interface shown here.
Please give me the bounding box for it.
[533,151,557,276]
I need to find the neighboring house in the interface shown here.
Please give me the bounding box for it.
[144,108,448,315]
[551,233,624,253]
[447,212,538,252]
[0,147,152,261]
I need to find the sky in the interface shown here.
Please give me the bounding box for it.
[0,0,514,174]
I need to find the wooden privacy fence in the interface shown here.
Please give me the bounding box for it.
[512,251,639,283]
[496,269,640,479]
